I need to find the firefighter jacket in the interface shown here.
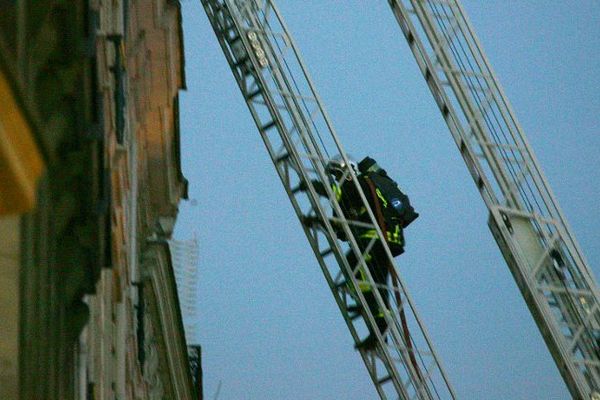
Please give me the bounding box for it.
[313,176,405,255]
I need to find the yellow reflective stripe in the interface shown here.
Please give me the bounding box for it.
[360,228,403,244]
[355,267,372,292]
[348,283,371,294]
[375,188,387,208]
[392,224,400,243]
[332,184,342,201]
[359,283,372,292]
[358,268,366,280]
[360,230,379,240]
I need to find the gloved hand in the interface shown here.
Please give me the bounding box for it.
[333,222,348,241]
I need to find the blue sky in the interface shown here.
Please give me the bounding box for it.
[175,2,599,399]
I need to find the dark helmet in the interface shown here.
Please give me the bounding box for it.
[357,156,379,174]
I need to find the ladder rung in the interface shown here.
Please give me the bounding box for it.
[260,120,276,132]
[349,312,361,321]
[211,1,226,13]
[219,21,235,36]
[320,248,333,257]
[275,153,289,163]
[377,375,392,385]
[219,27,234,37]
[336,281,347,289]
[245,88,262,100]
[234,56,249,69]
[346,304,361,318]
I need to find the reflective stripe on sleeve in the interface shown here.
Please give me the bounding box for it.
[332,184,342,202]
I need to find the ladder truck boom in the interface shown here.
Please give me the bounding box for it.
[200,0,456,398]
[385,1,600,398]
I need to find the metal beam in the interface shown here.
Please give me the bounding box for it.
[386,1,600,397]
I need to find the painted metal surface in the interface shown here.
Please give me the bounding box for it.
[386,1,600,397]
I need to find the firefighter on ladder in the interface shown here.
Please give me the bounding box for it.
[302,155,418,350]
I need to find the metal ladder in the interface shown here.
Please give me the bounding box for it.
[200,0,457,398]
[385,1,600,398]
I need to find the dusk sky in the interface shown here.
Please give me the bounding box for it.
[175,2,600,399]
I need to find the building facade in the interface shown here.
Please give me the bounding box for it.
[0,1,196,399]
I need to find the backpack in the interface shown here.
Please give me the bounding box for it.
[358,157,419,228]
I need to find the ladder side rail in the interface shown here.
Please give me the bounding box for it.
[416,0,562,256]
[404,0,600,394]
[417,0,600,366]
[421,0,600,369]
[386,0,501,211]
[423,0,530,187]
[428,0,594,291]
[446,0,572,219]
[424,0,540,214]
[422,0,597,296]
[386,0,600,396]
[406,0,596,350]
[237,4,330,172]
[451,0,599,292]
[244,2,338,184]
[423,0,600,375]
[408,1,522,211]
[411,1,524,211]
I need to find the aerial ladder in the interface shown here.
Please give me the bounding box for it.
[384,1,600,398]
[200,0,457,398]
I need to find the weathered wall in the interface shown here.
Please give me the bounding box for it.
[0,1,193,399]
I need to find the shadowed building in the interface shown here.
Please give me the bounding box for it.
[0,1,197,399]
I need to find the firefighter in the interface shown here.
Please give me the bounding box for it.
[304,156,408,350]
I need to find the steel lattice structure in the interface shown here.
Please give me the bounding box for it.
[200,0,457,398]
[169,238,201,345]
[386,1,600,398]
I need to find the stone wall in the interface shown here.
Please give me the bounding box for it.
[0,1,193,399]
